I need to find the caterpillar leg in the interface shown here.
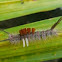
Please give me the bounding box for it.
[22,38,25,47]
[25,37,29,47]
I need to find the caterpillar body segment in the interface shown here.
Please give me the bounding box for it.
[31,28,36,40]
[9,34,21,44]
[27,28,32,41]
[27,34,31,41]
[46,30,51,37]
[50,30,57,36]
[41,31,46,40]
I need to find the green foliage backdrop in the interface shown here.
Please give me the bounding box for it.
[0,17,62,62]
[0,0,62,21]
[0,0,62,62]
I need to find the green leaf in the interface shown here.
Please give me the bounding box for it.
[0,16,62,62]
[0,0,62,21]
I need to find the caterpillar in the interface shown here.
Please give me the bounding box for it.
[0,17,62,47]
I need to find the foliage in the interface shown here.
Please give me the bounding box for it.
[0,17,62,62]
[0,0,62,21]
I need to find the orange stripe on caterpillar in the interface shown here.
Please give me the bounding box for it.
[22,28,27,35]
[32,28,36,34]
[27,28,31,34]
[19,29,23,36]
